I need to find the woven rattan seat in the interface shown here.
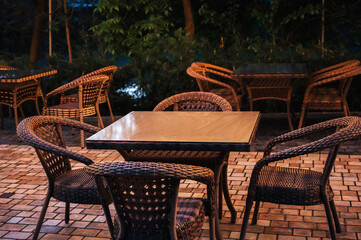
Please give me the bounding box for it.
[86,161,216,240]
[43,74,109,148]
[60,65,118,122]
[17,116,113,240]
[187,62,245,111]
[53,168,105,204]
[298,60,361,128]
[239,116,361,240]
[256,166,333,205]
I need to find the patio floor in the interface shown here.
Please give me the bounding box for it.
[0,112,360,239]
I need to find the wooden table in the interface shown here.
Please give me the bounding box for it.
[87,111,260,240]
[232,63,307,130]
[0,69,57,128]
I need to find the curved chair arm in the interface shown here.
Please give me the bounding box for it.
[187,66,240,110]
[154,91,233,112]
[309,60,360,79]
[302,66,361,105]
[17,116,101,165]
[263,116,361,160]
[87,161,216,218]
[81,65,118,78]
[43,74,109,108]
[192,62,244,91]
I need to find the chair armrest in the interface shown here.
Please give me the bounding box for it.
[17,116,101,165]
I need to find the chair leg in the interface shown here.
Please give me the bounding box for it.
[221,164,237,223]
[96,104,104,129]
[80,116,85,148]
[65,202,70,223]
[35,98,41,115]
[298,105,307,129]
[19,105,25,118]
[343,103,350,116]
[209,215,216,240]
[330,199,341,233]
[0,104,3,129]
[14,107,19,127]
[102,203,115,240]
[250,100,254,111]
[106,96,115,123]
[33,190,52,240]
[251,200,260,225]
[239,197,254,240]
[323,196,337,240]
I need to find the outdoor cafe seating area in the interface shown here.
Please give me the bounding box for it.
[0,61,361,240]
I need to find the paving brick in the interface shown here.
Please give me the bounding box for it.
[0,114,361,239]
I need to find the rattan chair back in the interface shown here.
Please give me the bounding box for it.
[87,161,215,240]
[154,91,232,112]
[239,116,361,240]
[298,61,361,128]
[17,116,113,240]
[17,116,98,181]
[0,65,17,70]
[187,62,244,111]
[82,65,118,103]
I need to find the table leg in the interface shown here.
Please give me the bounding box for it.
[214,158,225,240]
[222,163,237,223]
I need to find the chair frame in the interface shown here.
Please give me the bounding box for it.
[60,65,118,122]
[0,65,44,128]
[187,62,244,111]
[298,60,361,128]
[87,161,216,240]
[17,116,113,240]
[43,74,109,148]
[239,116,361,240]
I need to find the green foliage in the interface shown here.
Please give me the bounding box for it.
[92,0,173,55]
[114,29,198,110]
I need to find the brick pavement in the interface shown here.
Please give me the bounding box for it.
[0,113,360,239]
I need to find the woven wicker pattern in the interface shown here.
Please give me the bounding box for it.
[16,115,113,240]
[0,65,17,70]
[0,67,54,128]
[60,66,118,122]
[87,161,215,240]
[187,62,244,111]
[298,60,361,128]
[123,91,237,231]
[43,74,109,148]
[239,116,361,240]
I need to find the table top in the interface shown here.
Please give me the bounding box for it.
[86,111,260,151]
[0,69,58,83]
[232,63,308,79]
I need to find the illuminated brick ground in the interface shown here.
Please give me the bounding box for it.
[0,113,360,239]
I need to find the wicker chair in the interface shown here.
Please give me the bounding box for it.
[87,161,216,240]
[60,65,118,122]
[122,91,238,235]
[239,116,361,240]
[298,60,361,128]
[187,62,244,111]
[43,74,109,148]
[17,116,113,240]
[0,65,44,128]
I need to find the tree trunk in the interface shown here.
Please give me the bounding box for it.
[29,0,46,68]
[182,0,195,39]
[63,0,73,63]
